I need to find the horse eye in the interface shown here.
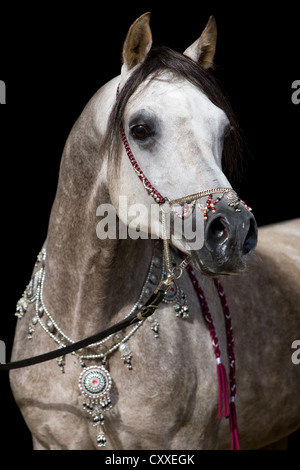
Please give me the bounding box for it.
[131,124,152,140]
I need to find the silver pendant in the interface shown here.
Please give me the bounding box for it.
[163,281,189,319]
[78,365,112,447]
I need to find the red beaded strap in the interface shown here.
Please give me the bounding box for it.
[120,128,166,205]
[116,85,166,205]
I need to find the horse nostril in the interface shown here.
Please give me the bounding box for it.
[208,217,229,246]
[243,217,258,255]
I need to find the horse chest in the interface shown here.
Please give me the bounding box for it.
[98,297,220,449]
[106,322,220,449]
[12,289,221,449]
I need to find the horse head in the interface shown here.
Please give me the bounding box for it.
[106,13,257,276]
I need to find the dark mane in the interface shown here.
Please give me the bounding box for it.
[105,46,243,180]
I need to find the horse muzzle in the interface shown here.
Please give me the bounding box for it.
[191,199,258,275]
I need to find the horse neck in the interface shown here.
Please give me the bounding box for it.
[42,80,153,341]
[45,230,153,342]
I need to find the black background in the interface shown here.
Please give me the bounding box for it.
[0,2,299,452]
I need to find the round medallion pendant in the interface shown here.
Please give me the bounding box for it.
[78,365,112,399]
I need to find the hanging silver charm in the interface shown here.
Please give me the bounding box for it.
[79,365,112,447]
[56,345,66,373]
[15,267,43,319]
[162,280,189,319]
[147,316,160,338]
[174,288,189,319]
[119,343,133,369]
[15,248,46,341]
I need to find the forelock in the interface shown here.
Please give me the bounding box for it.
[103,46,243,181]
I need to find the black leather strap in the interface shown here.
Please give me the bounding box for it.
[0,287,167,371]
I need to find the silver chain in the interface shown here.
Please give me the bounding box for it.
[25,244,163,364]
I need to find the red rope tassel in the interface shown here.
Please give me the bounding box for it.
[217,360,230,418]
[213,278,240,450]
[229,401,240,450]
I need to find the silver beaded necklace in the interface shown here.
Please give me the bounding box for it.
[15,241,189,447]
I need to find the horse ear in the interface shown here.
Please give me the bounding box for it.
[183,16,217,69]
[122,12,152,72]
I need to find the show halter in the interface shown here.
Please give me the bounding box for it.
[117,84,240,449]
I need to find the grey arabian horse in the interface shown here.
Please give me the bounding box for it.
[10,13,300,449]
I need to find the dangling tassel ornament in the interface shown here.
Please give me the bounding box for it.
[213,277,240,450]
[229,398,240,450]
[216,358,230,418]
[162,280,189,319]
[119,343,133,369]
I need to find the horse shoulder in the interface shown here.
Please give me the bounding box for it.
[217,218,300,448]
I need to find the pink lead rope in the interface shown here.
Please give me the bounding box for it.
[186,264,240,450]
